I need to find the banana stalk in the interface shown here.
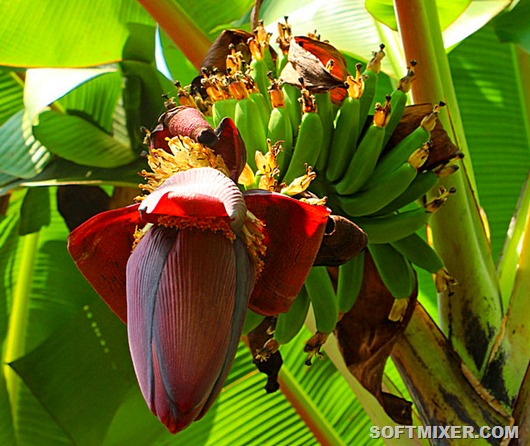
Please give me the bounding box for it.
[482,183,530,409]
[395,0,503,380]
[391,304,513,432]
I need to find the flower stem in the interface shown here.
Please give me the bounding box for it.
[136,0,211,69]
[3,232,40,421]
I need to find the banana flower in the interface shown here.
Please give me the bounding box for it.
[67,107,330,433]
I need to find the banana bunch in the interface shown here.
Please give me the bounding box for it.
[164,19,459,367]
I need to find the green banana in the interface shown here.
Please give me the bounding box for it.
[368,243,416,298]
[250,91,272,130]
[250,59,272,108]
[373,164,459,216]
[282,90,323,184]
[390,232,443,274]
[326,68,363,182]
[267,81,294,173]
[382,61,416,147]
[372,169,439,216]
[314,92,334,171]
[328,97,361,179]
[235,97,268,170]
[334,96,391,195]
[274,286,311,345]
[353,206,432,244]
[337,251,365,314]
[390,232,457,294]
[373,103,441,182]
[268,107,293,174]
[304,265,337,363]
[338,160,420,217]
[243,309,265,335]
[304,266,338,335]
[212,98,237,127]
[359,44,385,125]
[282,83,302,138]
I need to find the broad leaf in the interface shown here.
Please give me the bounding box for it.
[0,158,144,196]
[24,68,118,124]
[448,26,530,261]
[33,110,137,168]
[10,298,134,446]
[0,0,153,67]
[19,187,51,235]
[0,110,51,178]
[493,0,530,53]
[0,70,24,126]
[365,0,471,32]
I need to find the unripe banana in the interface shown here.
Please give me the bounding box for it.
[373,164,459,216]
[243,309,266,335]
[359,44,385,125]
[282,83,302,138]
[335,96,391,195]
[314,92,334,172]
[282,90,323,184]
[235,98,268,170]
[268,107,293,172]
[390,232,443,274]
[372,169,439,216]
[250,59,270,97]
[368,243,415,298]
[338,161,419,217]
[337,251,365,314]
[250,91,272,130]
[212,98,237,127]
[327,96,361,182]
[352,206,432,244]
[373,103,442,181]
[303,266,338,365]
[274,286,311,345]
[383,61,416,147]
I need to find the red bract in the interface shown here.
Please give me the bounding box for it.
[67,117,330,433]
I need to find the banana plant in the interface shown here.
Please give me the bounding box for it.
[0,0,529,445]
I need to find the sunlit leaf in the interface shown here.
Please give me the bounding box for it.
[448,26,530,260]
[0,0,153,67]
[24,68,118,124]
[0,70,24,126]
[33,110,137,168]
[0,110,51,178]
[365,0,471,31]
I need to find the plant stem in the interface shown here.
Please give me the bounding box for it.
[393,0,503,378]
[136,0,211,69]
[483,182,530,408]
[3,232,40,421]
[392,304,513,433]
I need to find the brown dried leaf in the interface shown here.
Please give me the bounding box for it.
[246,317,283,394]
[387,104,461,170]
[334,251,416,425]
[313,215,367,267]
[280,37,347,98]
[200,29,254,72]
